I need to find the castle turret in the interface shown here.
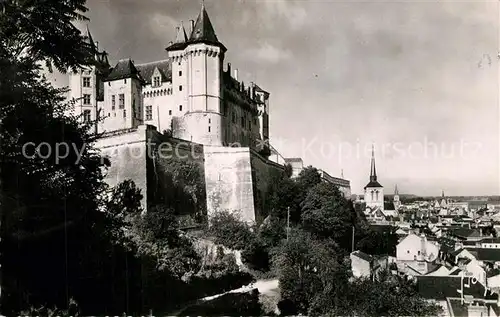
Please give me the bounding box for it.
[68,26,111,134]
[165,2,226,145]
[101,59,145,131]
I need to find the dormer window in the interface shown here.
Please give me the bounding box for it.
[153,76,161,87]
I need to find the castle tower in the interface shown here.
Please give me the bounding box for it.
[68,26,110,133]
[101,59,145,131]
[166,2,227,145]
[393,184,401,211]
[364,145,384,211]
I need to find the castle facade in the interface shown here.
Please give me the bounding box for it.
[67,3,350,224]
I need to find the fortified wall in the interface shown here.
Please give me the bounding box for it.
[96,125,283,224]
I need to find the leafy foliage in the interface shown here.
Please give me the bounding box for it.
[347,274,442,317]
[274,229,350,315]
[301,182,362,250]
[207,210,256,250]
[356,226,399,256]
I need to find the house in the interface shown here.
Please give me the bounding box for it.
[396,233,440,275]
[446,297,500,317]
[350,251,388,280]
[351,251,373,278]
[481,238,500,249]
[416,275,498,309]
[397,233,440,262]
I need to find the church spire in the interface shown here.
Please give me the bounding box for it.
[370,144,377,182]
[395,184,399,195]
[441,190,445,198]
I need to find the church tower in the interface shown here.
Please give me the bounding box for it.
[364,145,384,211]
[166,2,227,145]
[393,184,401,211]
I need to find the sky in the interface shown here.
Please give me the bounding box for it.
[48,0,500,196]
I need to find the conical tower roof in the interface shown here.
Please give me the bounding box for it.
[175,22,188,43]
[166,2,226,52]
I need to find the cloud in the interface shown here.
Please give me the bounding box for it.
[246,42,292,64]
[149,13,178,39]
[261,0,307,30]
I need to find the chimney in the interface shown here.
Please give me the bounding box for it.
[190,20,195,34]
[227,62,231,74]
[234,69,239,81]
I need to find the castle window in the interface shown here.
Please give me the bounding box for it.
[83,77,91,87]
[208,126,211,132]
[145,105,152,121]
[178,62,181,66]
[112,95,115,110]
[153,76,161,87]
[179,105,182,111]
[179,85,183,91]
[179,71,182,76]
[83,94,91,105]
[169,110,172,115]
[124,79,127,84]
[83,110,91,122]
[208,118,211,124]
[118,94,125,109]
[123,109,126,118]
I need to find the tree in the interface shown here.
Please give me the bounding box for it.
[273,229,350,315]
[347,274,442,316]
[284,163,293,178]
[301,182,363,250]
[356,226,399,256]
[207,210,256,250]
[295,166,322,192]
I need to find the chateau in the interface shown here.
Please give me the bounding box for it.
[67,3,350,223]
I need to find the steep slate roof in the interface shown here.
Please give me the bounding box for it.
[450,227,482,239]
[104,59,144,83]
[166,4,226,52]
[416,276,498,300]
[135,60,171,84]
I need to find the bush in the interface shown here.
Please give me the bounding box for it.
[242,238,270,272]
[208,210,256,250]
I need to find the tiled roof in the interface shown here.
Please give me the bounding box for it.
[135,60,171,84]
[364,180,383,189]
[351,250,373,262]
[480,237,500,244]
[416,276,498,300]
[474,248,500,262]
[253,83,268,94]
[104,59,144,83]
[284,158,303,163]
[451,227,482,239]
